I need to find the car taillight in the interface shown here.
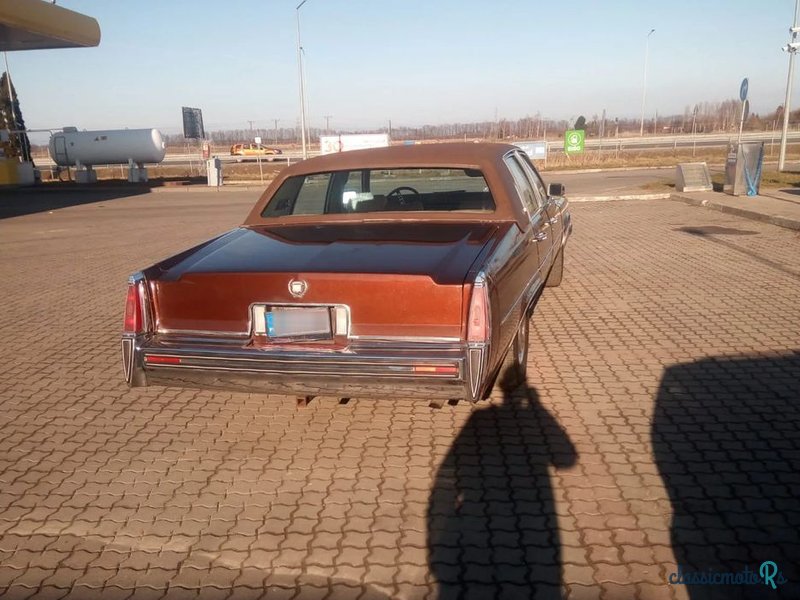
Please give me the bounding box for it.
[123,282,143,333]
[467,273,490,343]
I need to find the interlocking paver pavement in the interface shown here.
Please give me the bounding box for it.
[0,190,798,600]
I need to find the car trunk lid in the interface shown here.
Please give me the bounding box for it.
[150,222,507,339]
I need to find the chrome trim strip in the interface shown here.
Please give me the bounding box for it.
[468,346,484,399]
[128,272,145,285]
[143,362,461,379]
[143,350,462,368]
[349,335,462,343]
[157,328,249,338]
[145,370,467,400]
[157,328,459,344]
[121,337,134,383]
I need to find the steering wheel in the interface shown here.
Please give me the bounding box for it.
[387,186,419,197]
[386,186,420,205]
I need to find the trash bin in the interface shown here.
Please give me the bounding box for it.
[724,142,764,197]
[207,157,222,187]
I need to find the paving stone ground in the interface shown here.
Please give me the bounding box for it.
[0,190,798,600]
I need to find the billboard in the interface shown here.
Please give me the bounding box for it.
[515,141,547,160]
[320,133,390,155]
[182,107,205,139]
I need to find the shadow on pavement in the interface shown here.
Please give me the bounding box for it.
[676,227,800,281]
[774,185,800,193]
[652,351,800,599]
[0,178,206,219]
[428,383,577,599]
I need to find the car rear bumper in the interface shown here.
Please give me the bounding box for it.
[122,334,488,401]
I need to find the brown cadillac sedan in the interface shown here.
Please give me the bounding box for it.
[122,143,571,403]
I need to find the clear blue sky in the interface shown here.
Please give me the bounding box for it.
[9,0,797,141]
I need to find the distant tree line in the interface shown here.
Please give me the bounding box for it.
[150,100,800,148]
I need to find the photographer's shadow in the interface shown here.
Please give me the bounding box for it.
[653,352,800,599]
[428,382,576,599]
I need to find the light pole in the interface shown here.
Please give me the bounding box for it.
[3,52,18,158]
[296,0,310,160]
[779,0,800,171]
[639,29,655,137]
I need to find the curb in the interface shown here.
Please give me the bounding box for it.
[1,184,264,195]
[148,185,264,194]
[569,193,672,203]
[671,193,800,232]
[546,165,675,175]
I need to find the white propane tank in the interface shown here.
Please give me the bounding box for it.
[48,128,167,167]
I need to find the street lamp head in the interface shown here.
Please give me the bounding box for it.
[648,28,655,36]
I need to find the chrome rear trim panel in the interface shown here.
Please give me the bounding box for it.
[145,369,466,400]
[128,336,473,400]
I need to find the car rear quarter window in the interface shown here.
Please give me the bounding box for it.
[503,155,540,214]
[292,173,331,215]
[517,153,549,205]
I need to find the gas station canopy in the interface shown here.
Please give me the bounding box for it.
[0,0,100,51]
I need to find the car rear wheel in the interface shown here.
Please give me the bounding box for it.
[498,316,529,391]
[546,247,564,287]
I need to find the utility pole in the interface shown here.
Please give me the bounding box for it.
[640,29,655,136]
[779,0,800,171]
[273,119,279,144]
[324,115,332,133]
[600,108,606,138]
[296,0,310,159]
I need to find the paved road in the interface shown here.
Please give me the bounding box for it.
[547,168,674,197]
[1,191,799,599]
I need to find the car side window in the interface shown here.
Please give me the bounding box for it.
[517,153,549,205]
[503,154,539,215]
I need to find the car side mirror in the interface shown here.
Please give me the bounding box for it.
[548,183,565,197]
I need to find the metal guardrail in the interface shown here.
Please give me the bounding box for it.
[546,130,800,151]
[29,131,800,168]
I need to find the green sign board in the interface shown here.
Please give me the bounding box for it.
[564,129,585,154]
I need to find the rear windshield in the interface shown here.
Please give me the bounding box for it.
[261,167,495,217]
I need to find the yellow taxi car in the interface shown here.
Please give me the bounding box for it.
[230,143,283,161]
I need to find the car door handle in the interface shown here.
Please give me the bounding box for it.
[534,231,548,241]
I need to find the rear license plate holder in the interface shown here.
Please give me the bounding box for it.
[265,306,332,341]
